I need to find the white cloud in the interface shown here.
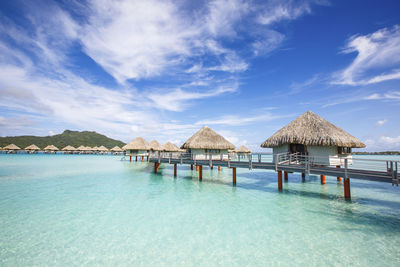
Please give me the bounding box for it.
[196,113,281,126]
[256,0,326,25]
[379,136,400,147]
[333,25,400,85]
[376,119,387,126]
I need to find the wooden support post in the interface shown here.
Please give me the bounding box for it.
[154,162,160,173]
[141,156,144,162]
[336,165,342,181]
[135,156,138,162]
[284,171,288,181]
[130,155,132,162]
[301,172,306,181]
[147,156,149,162]
[232,167,237,186]
[196,165,199,172]
[218,166,221,171]
[199,165,203,181]
[277,170,283,191]
[320,175,326,184]
[344,178,351,199]
[190,164,193,170]
[174,163,177,177]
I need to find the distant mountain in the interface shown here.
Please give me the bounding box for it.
[0,130,126,150]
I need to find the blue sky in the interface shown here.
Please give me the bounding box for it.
[0,0,400,151]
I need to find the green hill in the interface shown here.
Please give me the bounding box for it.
[0,130,126,150]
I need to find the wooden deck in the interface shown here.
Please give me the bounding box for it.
[142,152,399,199]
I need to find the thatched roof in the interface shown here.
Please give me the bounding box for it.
[85,146,93,151]
[124,137,149,150]
[4,144,21,150]
[44,145,59,151]
[110,146,123,152]
[25,144,40,151]
[234,145,251,153]
[261,111,366,148]
[92,146,99,151]
[77,145,87,151]
[181,126,235,150]
[62,145,76,151]
[148,140,163,151]
[98,145,109,152]
[163,142,180,152]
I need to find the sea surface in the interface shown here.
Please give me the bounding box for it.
[0,154,400,266]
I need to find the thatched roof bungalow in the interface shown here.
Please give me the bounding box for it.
[234,145,252,154]
[25,144,40,152]
[163,142,180,152]
[4,144,21,151]
[62,145,76,153]
[260,111,365,165]
[124,137,149,156]
[44,145,59,153]
[148,140,163,152]
[98,146,109,152]
[110,146,123,152]
[181,126,235,160]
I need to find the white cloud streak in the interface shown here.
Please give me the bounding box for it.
[333,25,400,85]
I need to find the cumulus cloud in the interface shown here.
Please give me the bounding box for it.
[333,25,400,85]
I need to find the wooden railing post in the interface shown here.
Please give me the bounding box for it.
[344,158,351,199]
[275,154,279,171]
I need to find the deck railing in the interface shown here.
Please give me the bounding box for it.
[149,151,400,185]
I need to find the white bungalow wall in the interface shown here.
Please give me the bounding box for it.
[272,145,351,166]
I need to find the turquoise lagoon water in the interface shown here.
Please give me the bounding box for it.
[0,154,400,266]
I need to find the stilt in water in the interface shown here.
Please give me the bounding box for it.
[199,165,203,181]
[196,165,199,172]
[301,172,306,182]
[320,175,326,184]
[130,155,132,162]
[218,166,221,171]
[284,171,288,181]
[141,156,144,162]
[344,178,351,199]
[190,164,193,170]
[174,163,177,177]
[277,170,283,191]
[232,167,236,186]
[336,165,342,181]
[154,162,160,173]
[135,156,138,162]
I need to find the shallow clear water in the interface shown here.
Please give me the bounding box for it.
[0,154,400,266]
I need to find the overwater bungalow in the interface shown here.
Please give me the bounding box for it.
[62,145,76,154]
[181,126,235,160]
[98,146,109,154]
[85,146,93,154]
[163,142,180,152]
[77,145,87,154]
[110,146,123,154]
[125,137,149,156]
[44,145,59,154]
[260,111,365,166]
[233,145,252,160]
[4,144,21,154]
[25,144,40,154]
[148,140,164,153]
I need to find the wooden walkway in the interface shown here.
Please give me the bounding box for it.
[145,152,399,200]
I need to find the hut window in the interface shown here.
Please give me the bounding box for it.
[206,149,220,154]
[338,147,352,154]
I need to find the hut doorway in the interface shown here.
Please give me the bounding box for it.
[289,144,306,154]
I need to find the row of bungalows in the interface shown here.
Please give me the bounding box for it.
[0,144,125,155]
[156,111,364,167]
